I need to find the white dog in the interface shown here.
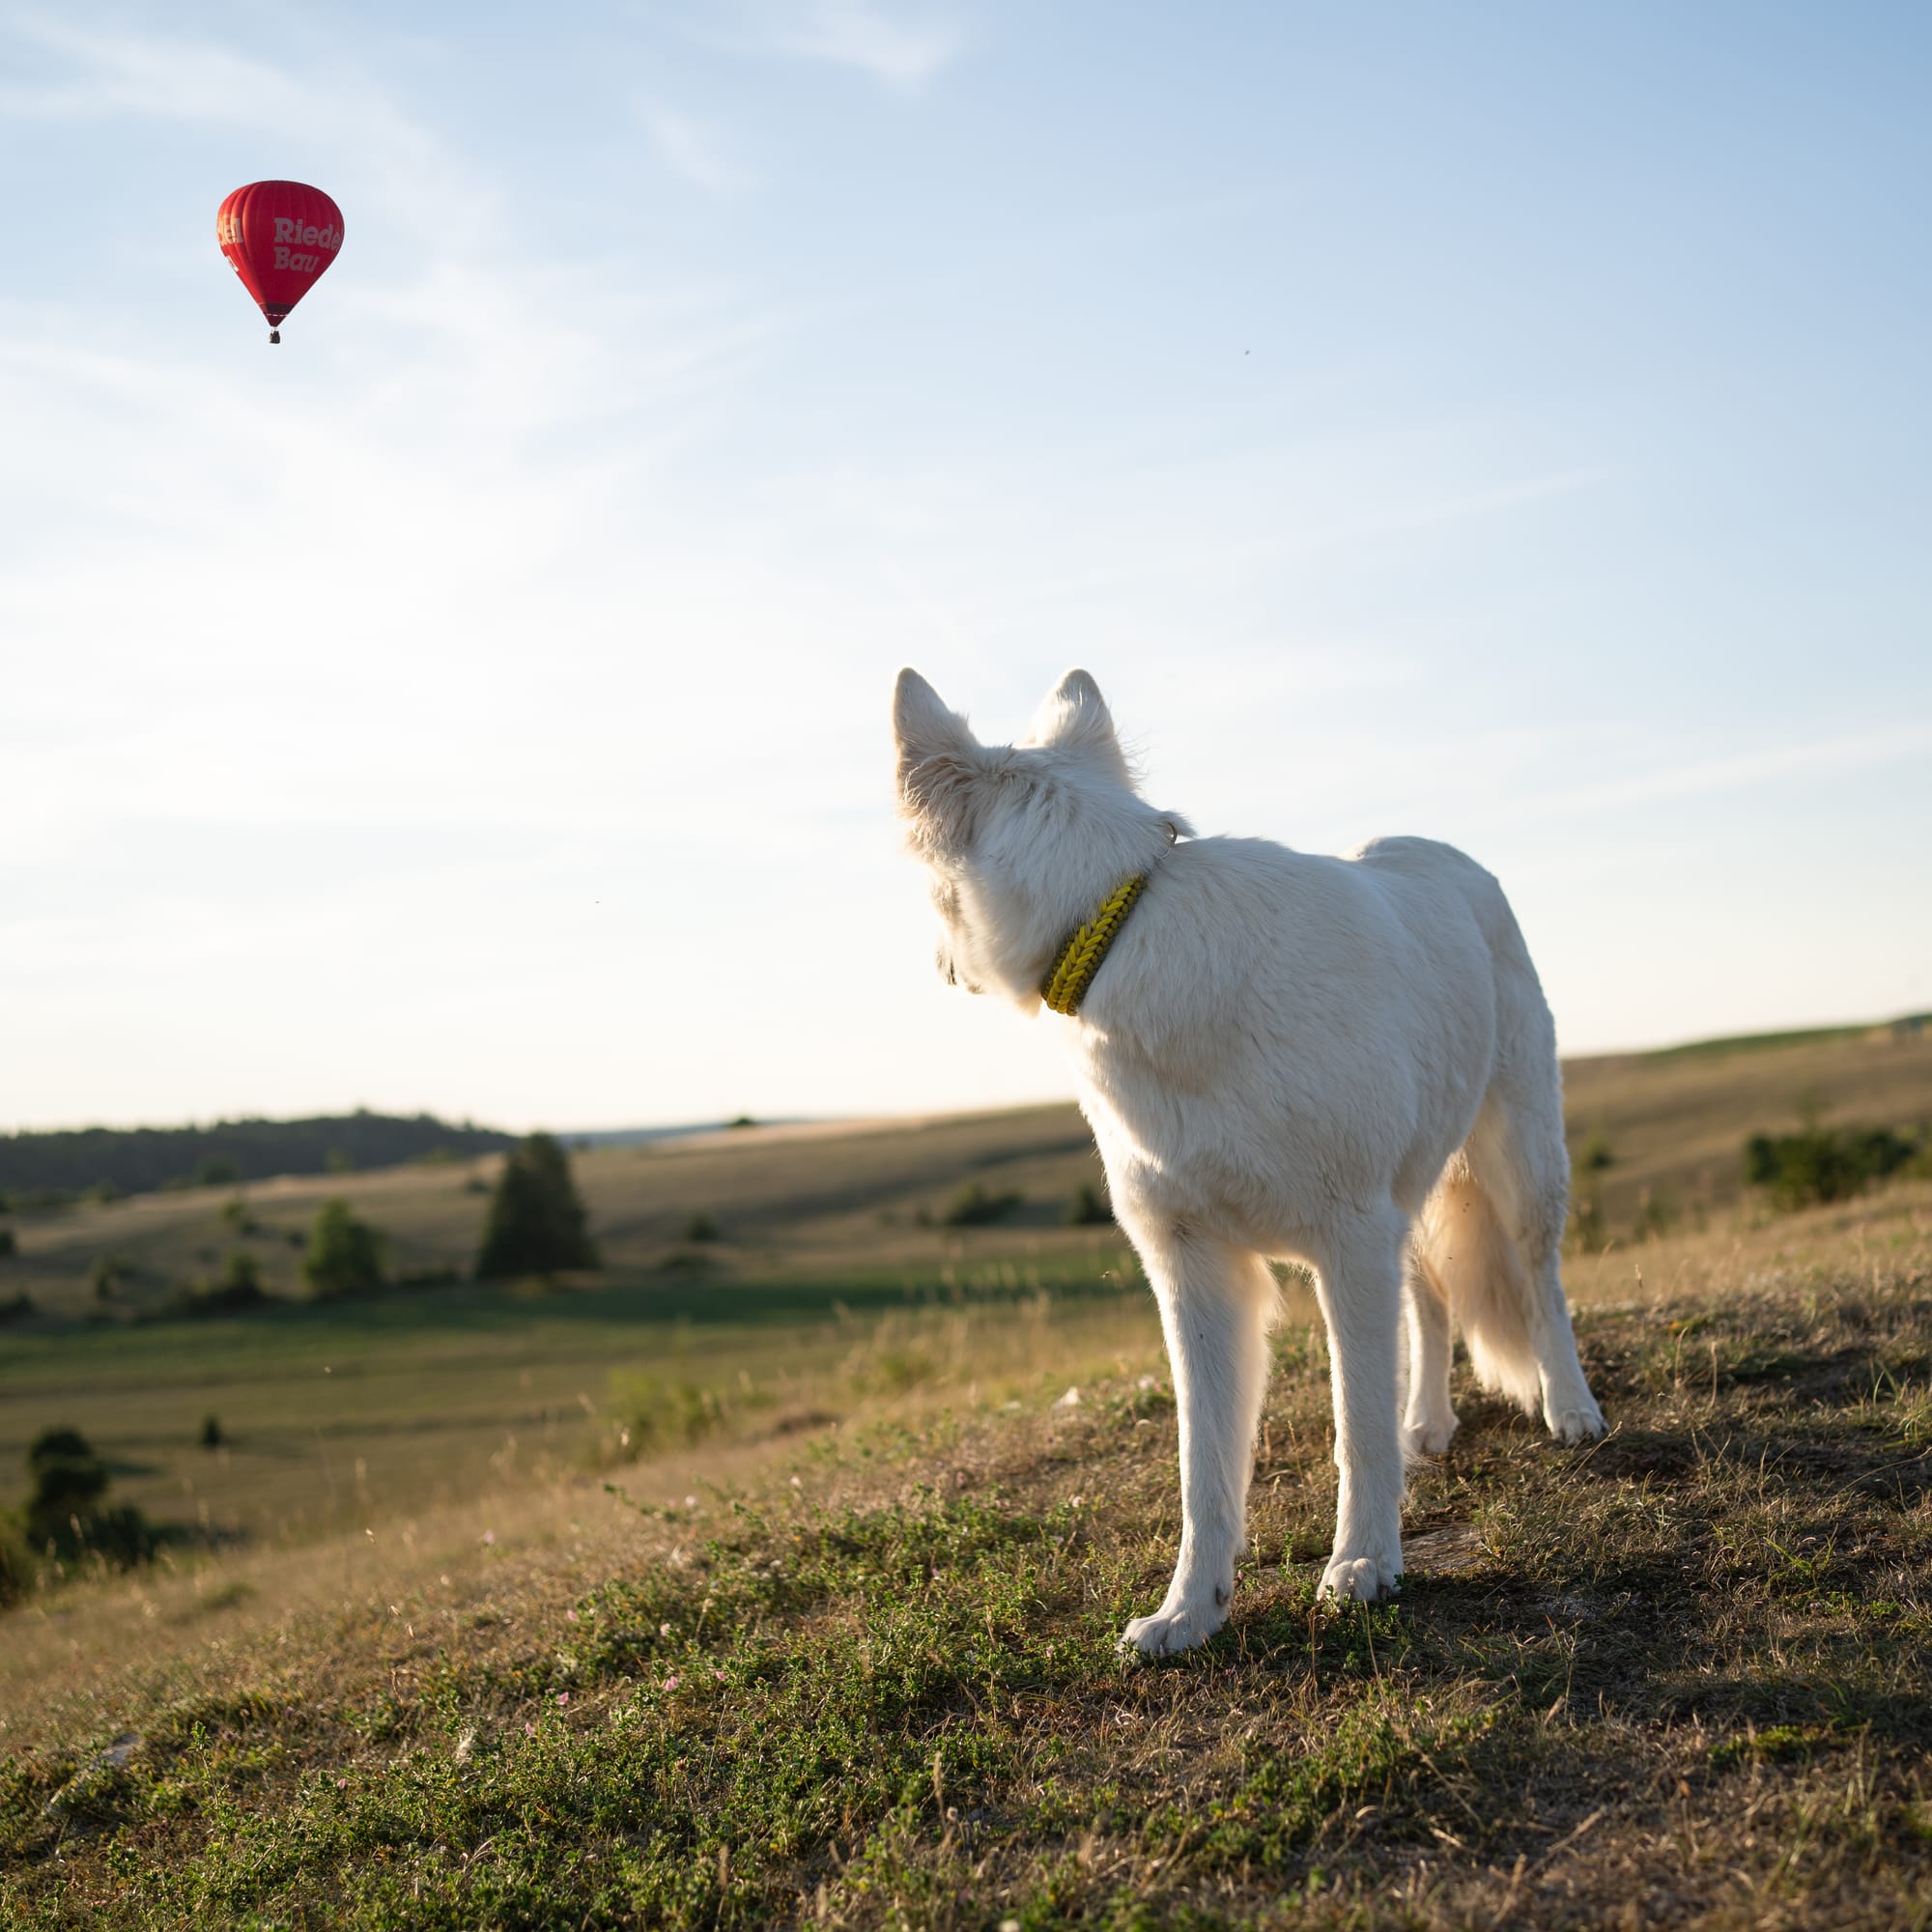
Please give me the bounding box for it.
[893,667,1605,1656]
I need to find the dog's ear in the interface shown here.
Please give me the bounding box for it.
[893,668,981,846]
[1024,668,1129,780]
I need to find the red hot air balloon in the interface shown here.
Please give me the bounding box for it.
[215,181,345,343]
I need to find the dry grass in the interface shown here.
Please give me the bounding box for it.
[5,1184,1932,1927]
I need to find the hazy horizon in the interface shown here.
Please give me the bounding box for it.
[5,4,1928,1135]
[5,1003,1925,1140]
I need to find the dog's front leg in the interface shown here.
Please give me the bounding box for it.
[1311,1209,1407,1602]
[1122,1232,1277,1657]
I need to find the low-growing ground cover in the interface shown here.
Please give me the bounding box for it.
[4,1191,1930,1928]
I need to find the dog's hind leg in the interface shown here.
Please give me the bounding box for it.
[1308,1204,1409,1602]
[1120,1226,1278,1657]
[1401,1243,1458,1459]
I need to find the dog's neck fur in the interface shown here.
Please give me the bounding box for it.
[961,781,1176,1010]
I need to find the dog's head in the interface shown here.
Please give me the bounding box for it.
[891,667,1190,1009]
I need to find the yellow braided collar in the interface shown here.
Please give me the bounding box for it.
[1040,875,1148,1016]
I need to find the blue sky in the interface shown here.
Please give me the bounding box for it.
[2,2,1928,1133]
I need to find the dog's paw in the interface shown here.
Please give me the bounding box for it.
[1318,1549,1403,1604]
[1120,1599,1227,1658]
[1545,1394,1605,1445]
[1401,1412,1459,1460]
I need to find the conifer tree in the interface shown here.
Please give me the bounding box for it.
[474,1132,599,1278]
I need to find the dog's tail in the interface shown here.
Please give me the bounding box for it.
[1413,1162,1542,1418]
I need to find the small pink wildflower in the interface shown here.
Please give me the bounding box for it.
[660,1621,671,1637]
[482,1529,496,1546]
[663,1675,680,1691]
[714,1668,726,1683]
[566,1609,577,1622]
[336,1776,348,1789]
[684,1493,696,1507]
[556,1691,570,1705]
[524,1721,535,1736]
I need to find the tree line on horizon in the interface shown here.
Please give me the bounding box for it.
[0,1111,516,1208]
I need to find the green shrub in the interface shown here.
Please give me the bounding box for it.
[302,1200,386,1299]
[474,1133,598,1278]
[25,1427,108,1538]
[0,1290,34,1324]
[152,1254,272,1320]
[1065,1182,1113,1226]
[19,1426,156,1571]
[937,1182,1022,1227]
[0,1226,15,1258]
[609,1375,725,1457]
[0,1187,77,1212]
[1573,1130,1615,1175]
[199,1415,224,1449]
[682,1211,721,1242]
[1743,1122,1921,1210]
[193,1156,240,1188]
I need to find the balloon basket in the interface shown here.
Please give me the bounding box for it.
[269,328,280,344]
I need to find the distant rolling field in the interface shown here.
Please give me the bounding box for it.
[5,1020,1927,1324]
[0,1018,1925,1567]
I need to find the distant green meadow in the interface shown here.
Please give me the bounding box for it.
[0,1257,1151,1553]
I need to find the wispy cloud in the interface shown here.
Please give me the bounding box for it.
[0,12,483,246]
[696,0,965,91]
[639,100,759,193]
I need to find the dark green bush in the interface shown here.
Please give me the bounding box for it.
[152,1253,272,1320]
[474,1133,598,1278]
[938,1182,1022,1228]
[302,1201,386,1299]
[0,1188,77,1213]
[0,1226,15,1258]
[27,1429,106,1532]
[1573,1130,1615,1175]
[1743,1122,1922,1210]
[16,1426,156,1576]
[1065,1182,1113,1226]
[682,1212,721,1242]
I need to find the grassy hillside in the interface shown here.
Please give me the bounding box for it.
[1559,1017,1931,1234]
[3,1184,1930,1927]
[0,1021,1925,1568]
[2,1017,1926,1328]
